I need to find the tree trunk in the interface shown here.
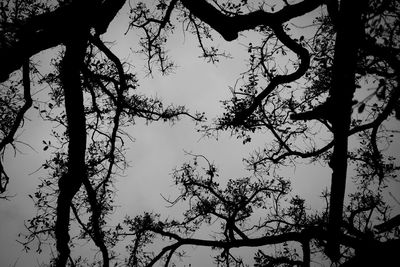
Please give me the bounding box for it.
[326,0,367,261]
[55,30,88,266]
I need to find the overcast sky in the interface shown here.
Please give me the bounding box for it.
[0,4,330,266]
[1,2,399,267]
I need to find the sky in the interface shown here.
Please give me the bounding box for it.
[1,1,399,267]
[0,4,268,265]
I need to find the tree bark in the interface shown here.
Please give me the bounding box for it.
[326,0,367,261]
[55,30,88,267]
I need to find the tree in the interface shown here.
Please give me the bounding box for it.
[1,0,399,266]
[1,1,201,266]
[119,0,400,266]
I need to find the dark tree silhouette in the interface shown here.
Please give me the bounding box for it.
[0,0,399,266]
[1,1,201,266]
[119,0,400,266]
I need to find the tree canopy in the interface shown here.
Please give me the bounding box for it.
[0,0,399,266]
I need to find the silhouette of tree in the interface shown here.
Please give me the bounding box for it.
[1,1,201,266]
[118,0,400,266]
[1,0,399,266]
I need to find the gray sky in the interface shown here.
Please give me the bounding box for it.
[0,4,327,266]
[1,1,399,267]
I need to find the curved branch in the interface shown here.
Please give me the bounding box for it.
[180,0,323,41]
[232,23,311,125]
[81,179,110,267]
[147,243,180,267]
[0,60,32,151]
[0,0,126,82]
[89,35,125,194]
[141,225,370,266]
[0,59,32,193]
[349,84,400,135]
[252,139,333,167]
[374,214,400,233]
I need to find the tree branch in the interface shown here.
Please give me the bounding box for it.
[180,0,323,41]
[0,59,32,193]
